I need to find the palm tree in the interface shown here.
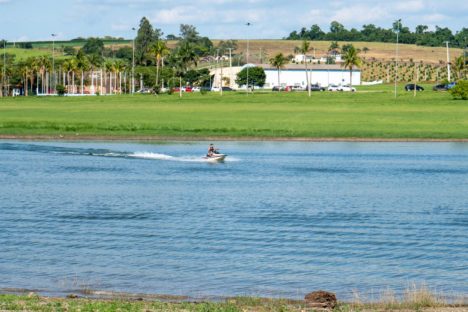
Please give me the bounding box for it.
[177,42,198,74]
[75,51,90,95]
[269,53,288,88]
[149,40,170,87]
[35,56,51,94]
[87,54,103,94]
[104,60,115,94]
[298,40,311,97]
[453,55,466,80]
[113,60,126,94]
[18,61,32,96]
[341,45,362,86]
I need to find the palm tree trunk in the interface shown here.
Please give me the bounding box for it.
[72,72,75,94]
[277,67,280,87]
[119,72,122,94]
[24,75,28,96]
[305,62,310,97]
[350,67,353,86]
[156,60,160,87]
[81,70,84,95]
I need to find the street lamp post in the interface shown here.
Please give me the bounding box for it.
[51,34,57,94]
[132,27,136,95]
[445,41,451,82]
[394,19,401,99]
[246,22,251,93]
[2,39,6,97]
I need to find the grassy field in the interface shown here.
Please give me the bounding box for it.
[0,84,467,140]
[4,40,463,64]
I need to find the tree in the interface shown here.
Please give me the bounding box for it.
[135,17,162,65]
[113,60,126,94]
[175,41,199,74]
[149,40,170,87]
[179,24,199,43]
[269,53,288,88]
[75,50,90,94]
[82,37,104,56]
[449,80,468,100]
[341,45,362,86]
[235,66,266,89]
[63,46,76,56]
[328,41,340,52]
[298,40,312,96]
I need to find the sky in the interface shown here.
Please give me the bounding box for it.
[1,0,467,42]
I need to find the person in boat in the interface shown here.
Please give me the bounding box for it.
[207,144,218,157]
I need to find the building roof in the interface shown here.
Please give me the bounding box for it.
[257,63,360,71]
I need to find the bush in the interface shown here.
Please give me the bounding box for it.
[55,84,66,96]
[449,80,468,100]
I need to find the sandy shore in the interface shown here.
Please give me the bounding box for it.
[1,134,468,142]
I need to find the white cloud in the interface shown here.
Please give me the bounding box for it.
[395,0,424,12]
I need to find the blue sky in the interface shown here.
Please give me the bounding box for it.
[1,0,467,41]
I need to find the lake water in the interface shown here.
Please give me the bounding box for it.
[0,140,467,300]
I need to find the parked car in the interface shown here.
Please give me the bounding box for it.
[433,84,448,91]
[338,85,356,92]
[291,84,305,91]
[405,84,424,91]
[137,87,152,94]
[192,86,201,92]
[211,86,235,92]
[327,84,340,91]
[272,86,282,91]
[308,84,326,91]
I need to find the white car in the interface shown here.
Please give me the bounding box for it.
[327,84,340,91]
[291,84,305,91]
[211,86,221,92]
[338,85,356,92]
[192,86,201,92]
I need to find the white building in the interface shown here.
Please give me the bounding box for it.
[210,64,361,89]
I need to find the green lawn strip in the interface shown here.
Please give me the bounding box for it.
[1,87,467,139]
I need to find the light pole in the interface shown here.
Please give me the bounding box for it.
[228,47,232,88]
[51,34,57,94]
[445,41,451,82]
[394,19,401,99]
[2,39,6,97]
[246,22,251,93]
[132,27,136,95]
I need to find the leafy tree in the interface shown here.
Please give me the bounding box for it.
[328,41,340,52]
[115,46,133,61]
[269,53,288,87]
[82,37,104,56]
[217,40,238,55]
[135,17,162,65]
[63,46,76,56]
[449,80,468,100]
[235,66,266,89]
[341,45,362,86]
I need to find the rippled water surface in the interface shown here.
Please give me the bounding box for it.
[1,141,467,299]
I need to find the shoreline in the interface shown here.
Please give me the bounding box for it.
[1,134,468,143]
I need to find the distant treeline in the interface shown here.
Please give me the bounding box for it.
[285,21,468,48]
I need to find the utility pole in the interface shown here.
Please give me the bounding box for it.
[132,27,136,95]
[51,34,57,94]
[2,39,6,97]
[445,41,451,82]
[246,22,251,93]
[394,19,401,99]
[228,48,232,88]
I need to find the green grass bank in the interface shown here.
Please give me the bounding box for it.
[0,292,466,312]
[1,85,467,140]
